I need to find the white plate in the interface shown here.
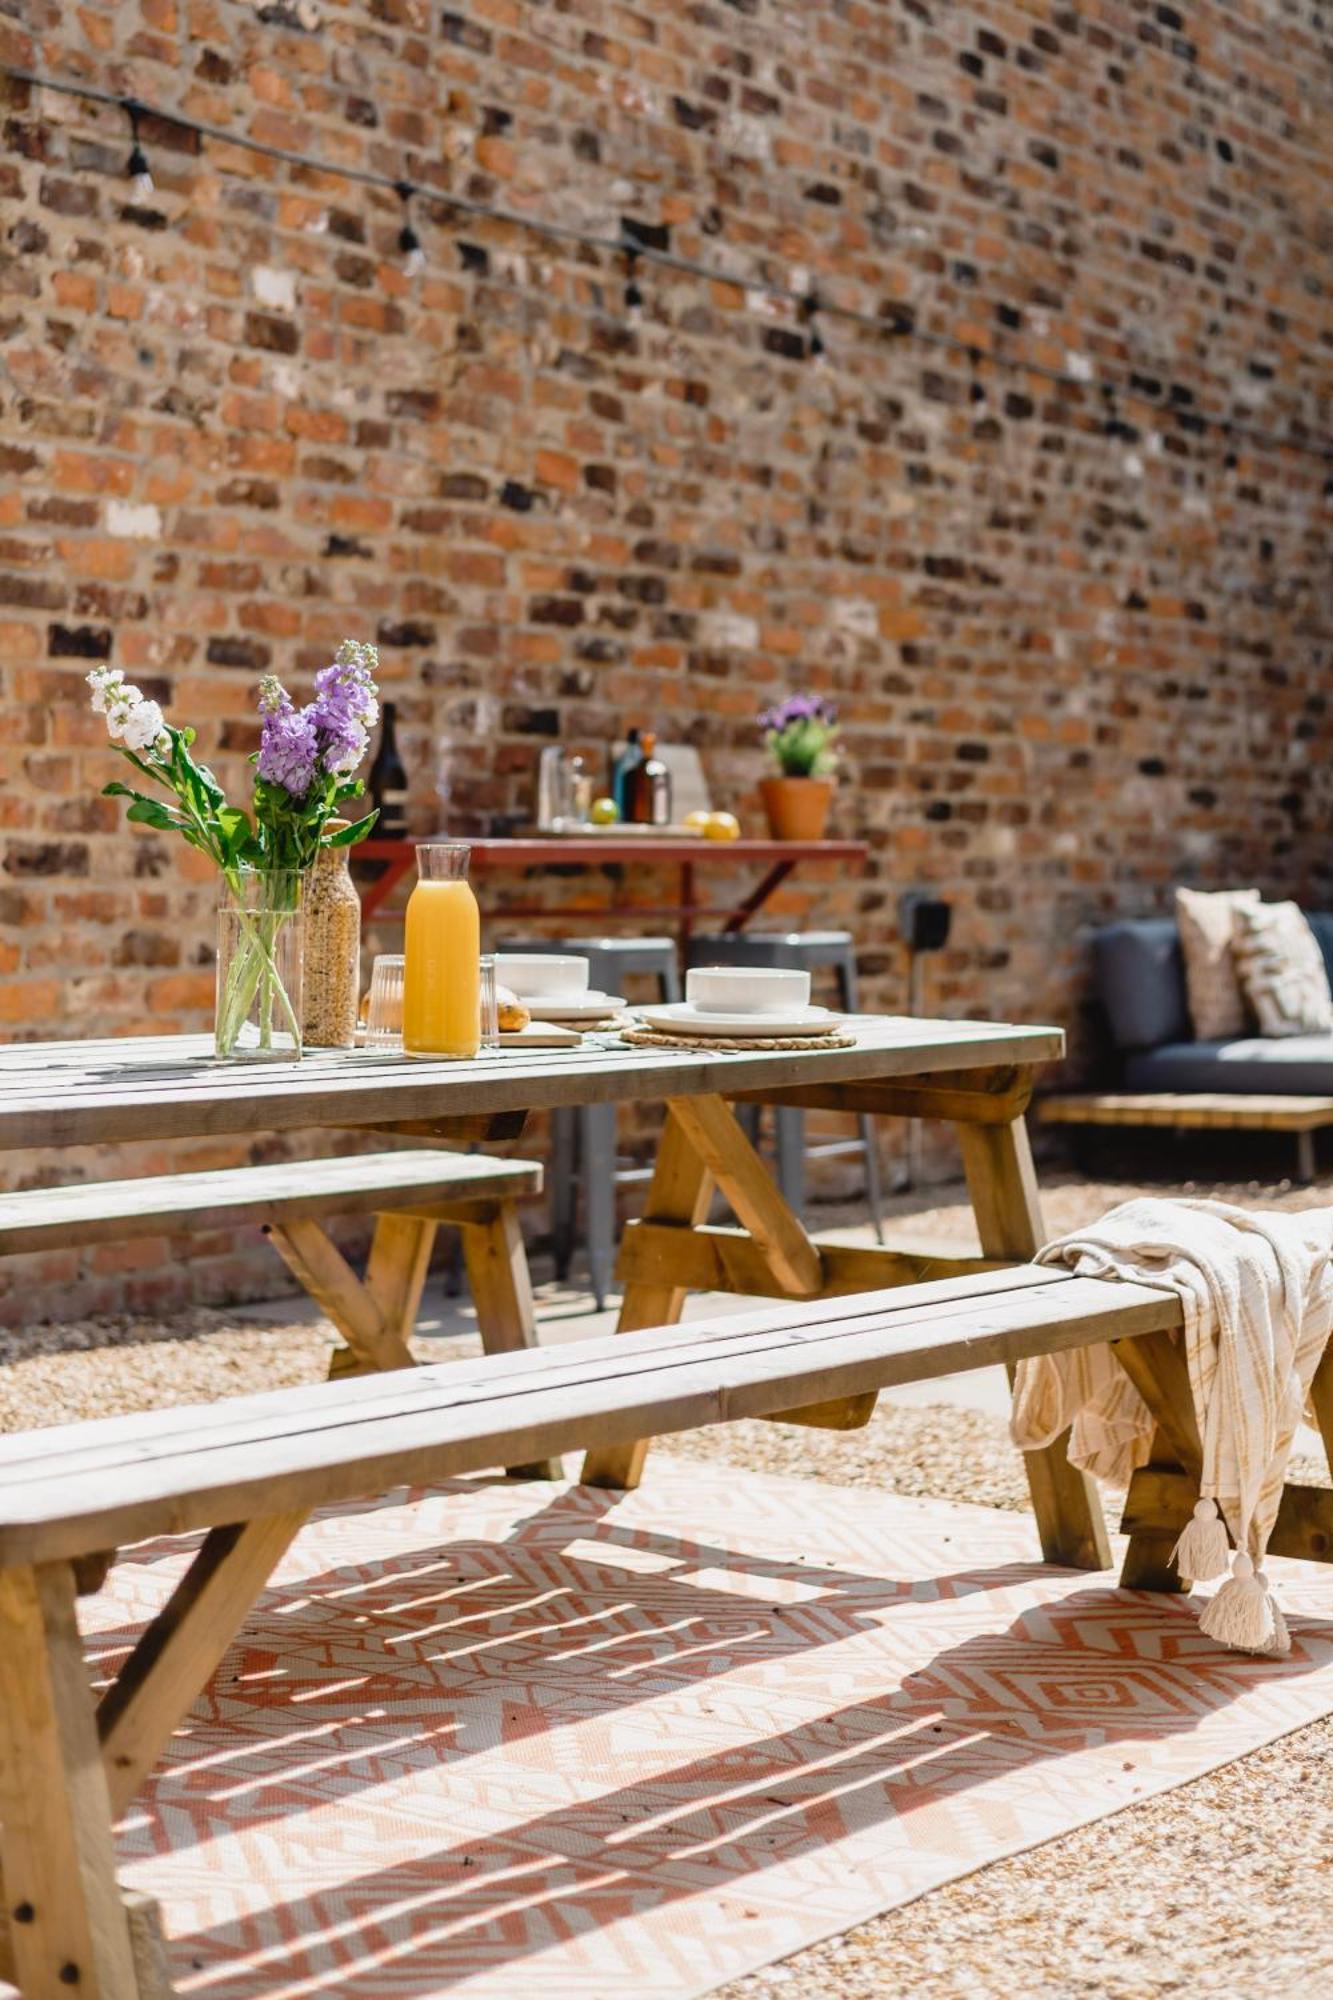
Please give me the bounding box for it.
[637,1002,845,1037]
[520,991,625,1022]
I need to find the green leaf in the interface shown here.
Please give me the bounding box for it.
[327,810,377,847]
[125,797,182,831]
[215,805,251,853]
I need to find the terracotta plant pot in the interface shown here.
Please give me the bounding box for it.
[759,775,834,841]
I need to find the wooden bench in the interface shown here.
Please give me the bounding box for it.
[1038,1091,1333,1183]
[0,1153,554,1474]
[0,1261,1227,2000]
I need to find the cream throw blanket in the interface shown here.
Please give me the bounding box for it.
[1011,1198,1333,1653]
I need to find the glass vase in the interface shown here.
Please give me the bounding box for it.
[215,868,304,1062]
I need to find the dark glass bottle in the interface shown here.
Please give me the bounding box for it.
[367,701,409,837]
[624,730,671,826]
[610,727,642,820]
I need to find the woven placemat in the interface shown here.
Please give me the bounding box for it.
[618,1025,857,1053]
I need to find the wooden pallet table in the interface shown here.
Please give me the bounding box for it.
[1038,1090,1333,1182]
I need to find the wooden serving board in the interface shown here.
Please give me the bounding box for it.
[498,1022,584,1048]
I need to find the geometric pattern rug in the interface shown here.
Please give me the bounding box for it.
[71,1463,1333,2000]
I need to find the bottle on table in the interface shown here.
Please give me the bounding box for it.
[402,841,480,1059]
[610,728,642,820]
[367,701,409,837]
[624,730,672,826]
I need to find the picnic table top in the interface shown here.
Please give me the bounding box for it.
[0,1019,1064,1151]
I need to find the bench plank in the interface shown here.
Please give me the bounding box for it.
[0,1269,1182,1566]
[0,1152,542,1255]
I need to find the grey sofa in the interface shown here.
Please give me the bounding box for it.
[1095,914,1333,1092]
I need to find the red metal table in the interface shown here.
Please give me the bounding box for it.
[353,835,868,944]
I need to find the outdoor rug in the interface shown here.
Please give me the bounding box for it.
[74,1461,1333,2000]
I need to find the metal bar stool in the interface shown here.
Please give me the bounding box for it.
[497,936,680,1308]
[685,929,885,1236]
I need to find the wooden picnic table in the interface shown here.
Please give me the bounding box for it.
[0,1016,1104,1573]
[352,833,869,943]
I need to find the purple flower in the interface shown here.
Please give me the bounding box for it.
[310,639,379,776]
[257,694,319,797]
[759,691,838,735]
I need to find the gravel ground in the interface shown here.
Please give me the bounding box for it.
[4,1169,1332,1998]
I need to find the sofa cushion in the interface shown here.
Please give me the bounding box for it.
[1233,900,1333,1037]
[1094,920,1189,1050]
[1174,885,1258,1039]
[1300,912,1333,983]
[1124,1036,1333,1095]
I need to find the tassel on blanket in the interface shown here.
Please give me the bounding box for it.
[1198,1551,1288,1654]
[1170,1496,1230,1582]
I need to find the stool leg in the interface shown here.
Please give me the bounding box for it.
[550,1105,578,1281]
[582,1101,618,1311]
[775,1108,807,1221]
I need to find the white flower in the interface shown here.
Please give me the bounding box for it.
[86,667,125,715]
[120,700,168,754]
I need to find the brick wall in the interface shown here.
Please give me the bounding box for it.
[2,2,1331,1319]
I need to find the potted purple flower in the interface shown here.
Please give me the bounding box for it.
[757,692,840,840]
[88,640,380,1060]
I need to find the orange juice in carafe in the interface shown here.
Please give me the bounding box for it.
[403,843,480,1058]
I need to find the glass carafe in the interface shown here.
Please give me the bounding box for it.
[403,842,481,1059]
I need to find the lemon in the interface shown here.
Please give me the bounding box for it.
[683,810,712,834]
[590,796,620,825]
[703,811,741,841]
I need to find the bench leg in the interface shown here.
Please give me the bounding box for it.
[0,1562,141,1999]
[460,1203,562,1481]
[581,1106,716,1491]
[1111,1325,1204,1593]
[957,1117,1113,1571]
[1297,1129,1316,1184]
[98,1513,308,1816]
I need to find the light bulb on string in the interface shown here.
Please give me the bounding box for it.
[124,100,153,199]
[801,290,827,368]
[623,249,644,326]
[396,182,425,276]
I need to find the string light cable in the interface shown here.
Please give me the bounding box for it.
[5,64,1330,466]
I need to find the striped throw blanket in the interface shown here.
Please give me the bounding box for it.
[1011,1198,1333,1653]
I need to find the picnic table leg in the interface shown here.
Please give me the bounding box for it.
[0,1562,141,1999]
[266,1217,417,1375]
[581,1106,715,1490]
[956,1118,1113,1571]
[459,1203,563,1481]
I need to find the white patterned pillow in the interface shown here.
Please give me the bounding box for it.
[1232,902,1333,1038]
[1175,886,1259,1040]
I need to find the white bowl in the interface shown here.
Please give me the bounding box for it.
[686,966,812,1015]
[495,953,590,1000]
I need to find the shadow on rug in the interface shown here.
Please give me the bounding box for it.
[75,1463,1333,2000]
